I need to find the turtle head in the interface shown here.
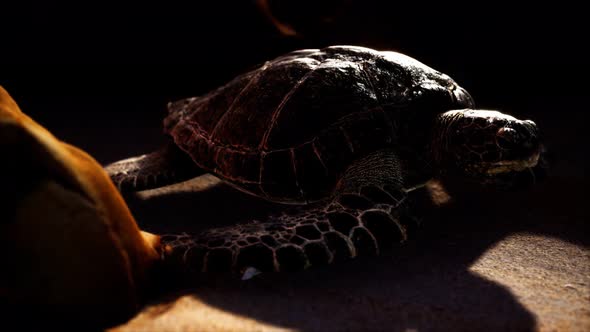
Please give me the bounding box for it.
[433,109,542,188]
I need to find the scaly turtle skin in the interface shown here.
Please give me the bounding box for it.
[105,46,542,275]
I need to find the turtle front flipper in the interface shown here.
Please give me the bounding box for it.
[160,183,423,276]
[159,150,428,276]
[105,143,204,192]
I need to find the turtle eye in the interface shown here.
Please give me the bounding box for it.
[496,127,519,149]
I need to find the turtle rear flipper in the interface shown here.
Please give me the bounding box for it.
[105,143,204,192]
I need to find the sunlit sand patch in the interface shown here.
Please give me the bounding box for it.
[470,234,590,332]
[109,295,295,332]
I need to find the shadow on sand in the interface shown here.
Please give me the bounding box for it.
[123,170,587,331]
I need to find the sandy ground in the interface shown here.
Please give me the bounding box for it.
[108,171,589,332]
[2,81,586,332]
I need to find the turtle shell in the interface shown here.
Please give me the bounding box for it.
[164,46,473,203]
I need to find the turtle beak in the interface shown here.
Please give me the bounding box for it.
[452,86,475,107]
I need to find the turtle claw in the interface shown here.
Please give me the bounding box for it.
[241,266,262,280]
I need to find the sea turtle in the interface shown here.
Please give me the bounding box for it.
[105,46,542,274]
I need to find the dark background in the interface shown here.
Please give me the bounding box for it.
[1,1,586,173]
[1,1,588,330]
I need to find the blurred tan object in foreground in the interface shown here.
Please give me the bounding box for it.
[0,86,160,327]
[257,0,351,37]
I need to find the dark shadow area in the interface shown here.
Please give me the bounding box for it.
[123,166,587,331]
[126,180,283,235]
[1,1,587,331]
